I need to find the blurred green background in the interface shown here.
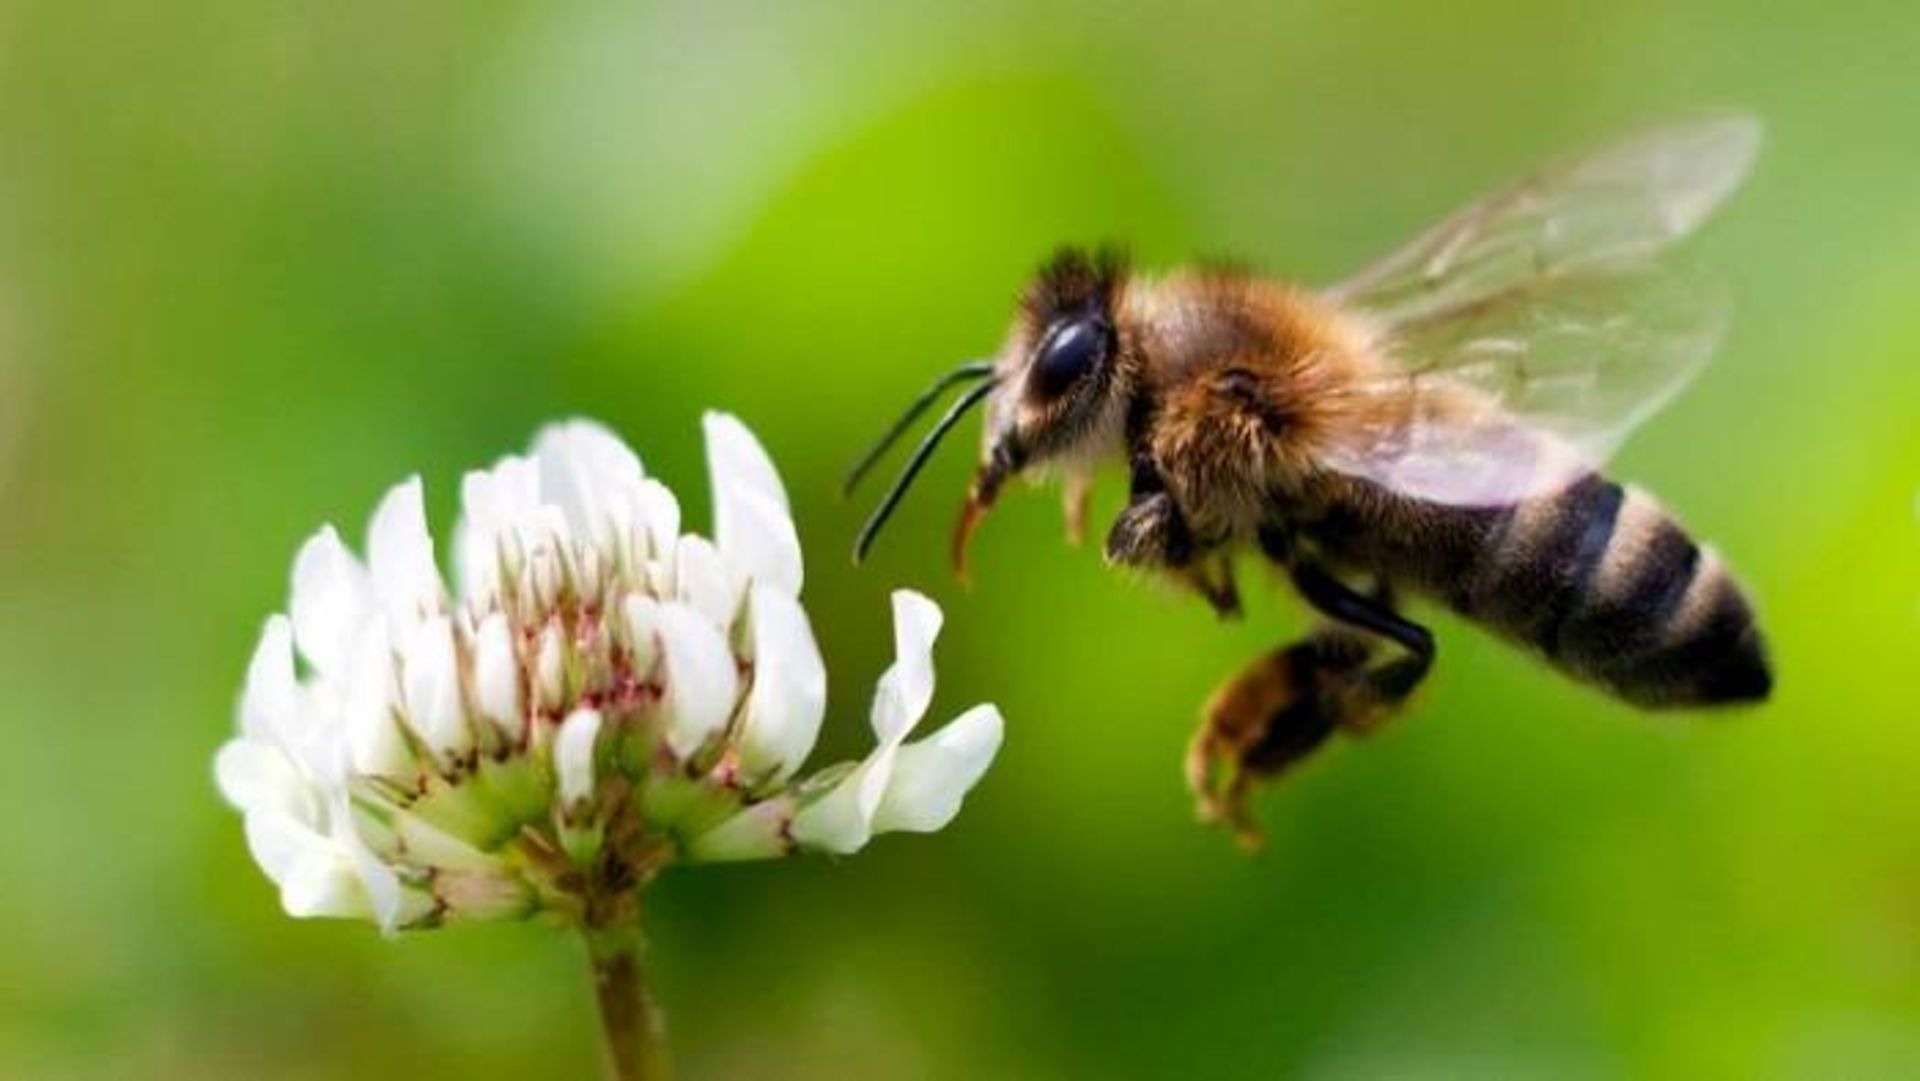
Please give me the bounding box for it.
[3,1,1918,1077]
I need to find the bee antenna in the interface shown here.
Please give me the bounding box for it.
[842,361,996,498]
[852,377,999,564]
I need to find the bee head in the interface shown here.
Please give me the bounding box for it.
[956,247,1131,572]
[846,246,1130,575]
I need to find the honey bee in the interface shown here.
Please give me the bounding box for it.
[847,114,1772,842]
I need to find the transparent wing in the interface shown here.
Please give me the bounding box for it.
[1328,112,1759,326]
[1321,265,1729,505]
[1319,113,1759,506]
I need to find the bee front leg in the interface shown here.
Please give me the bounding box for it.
[1104,454,1242,618]
[1104,488,1244,619]
[1104,490,1193,567]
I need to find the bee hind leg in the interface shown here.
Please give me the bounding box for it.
[1188,635,1362,846]
[1187,564,1434,845]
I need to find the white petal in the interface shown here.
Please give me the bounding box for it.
[471,611,523,741]
[871,704,1004,834]
[736,585,826,783]
[214,739,305,814]
[622,594,662,678]
[555,707,603,805]
[282,683,350,783]
[336,801,405,931]
[242,809,325,884]
[522,513,569,611]
[238,615,298,742]
[279,842,374,920]
[704,412,802,596]
[458,463,503,538]
[655,600,740,757]
[451,518,500,611]
[701,412,789,513]
[789,751,897,856]
[455,457,536,605]
[792,591,948,852]
[573,531,609,599]
[290,526,370,678]
[674,534,740,630]
[344,622,414,780]
[400,615,471,761]
[533,419,646,544]
[715,485,802,598]
[469,453,540,530]
[533,623,569,714]
[636,478,681,565]
[530,424,599,535]
[367,476,443,634]
[871,590,943,744]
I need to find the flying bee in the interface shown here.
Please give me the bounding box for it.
[847,114,1773,843]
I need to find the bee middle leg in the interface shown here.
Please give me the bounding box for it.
[1187,562,1434,844]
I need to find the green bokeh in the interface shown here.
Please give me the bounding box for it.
[2,2,1917,1078]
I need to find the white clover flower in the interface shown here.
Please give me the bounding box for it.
[214,415,1002,932]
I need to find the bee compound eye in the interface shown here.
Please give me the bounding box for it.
[1033,317,1109,398]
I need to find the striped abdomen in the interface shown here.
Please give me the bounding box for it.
[1304,473,1771,708]
[1446,474,1770,707]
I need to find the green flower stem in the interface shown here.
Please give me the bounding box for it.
[585,920,669,1081]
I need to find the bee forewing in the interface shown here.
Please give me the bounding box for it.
[1319,113,1756,507]
[1328,112,1760,326]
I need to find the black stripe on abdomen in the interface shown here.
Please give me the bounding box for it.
[1458,479,1769,708]
[1556,491,1698,663]
[1548,485,1769,707]
[1458,473,1623,646]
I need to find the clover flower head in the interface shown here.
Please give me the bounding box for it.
[215,414,1002,931]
